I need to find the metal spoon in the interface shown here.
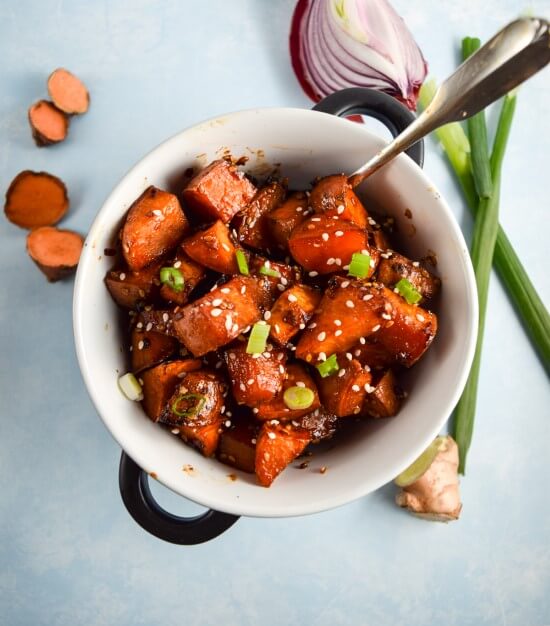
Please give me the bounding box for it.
[348,17,550,188]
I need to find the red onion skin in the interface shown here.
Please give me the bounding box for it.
[289,0,426,111]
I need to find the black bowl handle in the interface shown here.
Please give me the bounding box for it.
[119,452,239,545]
[313,87,424,168]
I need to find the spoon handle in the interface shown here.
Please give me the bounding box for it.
[349,17,550,188]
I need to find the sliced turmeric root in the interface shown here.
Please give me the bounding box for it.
[26,226,83,282]
[4,171,69,229]
[47,68,90,115]
[28,100,68,146]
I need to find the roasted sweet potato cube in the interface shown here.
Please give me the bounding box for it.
[362,369,402,418]
[267,191,309,251]
[269,284,321,346]
[121,186,190,271]
[375,287,438,367]
[255,363,320,421]
[181,220,238,274]
[255,422,311,487]
[249,256,301,299]
[131,318,179,373]
[182,159,257,223]
[159,251,206,306]
[172,276,263,356]
[349,340,394,370]
[309,174,368,228]
[180,420,223,458]
[295,407,338,443]
[296,278,386,363]
[376,252,441,300]
[160,369,226,427]
[218,417,259,473]
[289,215,370,275]
[235,181,286,250]
[316,358,372,417]
[141,359,202,421]
[224,343,286,406]
[105,262,161,309]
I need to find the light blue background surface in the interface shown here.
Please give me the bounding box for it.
[1,1,549,625]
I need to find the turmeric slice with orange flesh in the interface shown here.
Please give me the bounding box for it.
[4,171,69,229]
[47,68,90,115]
[28,100,69,146]
[26,226,83,282]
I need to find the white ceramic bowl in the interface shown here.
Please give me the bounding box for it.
[73,106,477,518]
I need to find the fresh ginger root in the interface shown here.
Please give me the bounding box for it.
[396,436,462,522]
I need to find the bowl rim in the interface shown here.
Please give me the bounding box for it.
[73,106,478,518]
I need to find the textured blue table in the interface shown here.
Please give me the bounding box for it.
[1,1,549,625]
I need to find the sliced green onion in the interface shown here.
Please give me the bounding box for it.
[118,372,143,401]
[395,278,422,305]
[160,267,184,292]
[171,393,206,419]
[316,353,339,378]
[235,250,249,275]
[283,386,315,410]
[395,436,448,487]
[246,322,271,354]
[259,264,281,278]
[348,252,371,278]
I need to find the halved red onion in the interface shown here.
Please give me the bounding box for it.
[289,0,428,110]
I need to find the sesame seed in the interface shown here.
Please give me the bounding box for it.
[252,408,259,415]
[221,287,230,294]
[296,206,303,212]
[335,329,342,337]
[232,323,239,333]
[247,378,254,385]
[317,331,326,341]
[277,284,285,291]
[363,294,373,301]
[335,230,344,237]
[338,369,346,377]
[225,420,232,428]
[341,281,350,288]
[251,437,257,443]
[239,383,246,391]
[318,352,327,361]
[321,233,329,242]
[274,324,281,333]
[353,407,361,414]
[337,205,345,214]
[162,313,169,323]
[311,217,321,222]
[308,322,317,329]
[171,428,180,435]
[173,260,182,269]
[354,349,361,357]
[225,315,233,331]
[277,352,285,360]
[270,420,279,425]
[241,286,247,295]
[296,381,306,388]
[299,323,305,330]
[226,411,232,417]
[346,300,354,308]
[222,243,231,252]
[309,271,319,277]
[326,257,335,265]
[365,384,375,393]
[352,384,360,392]
[372,324,381,332]
[268,432,276,440]
[382,313,392,320]
[279,277,288,287]
[279,364,285,373]
[212,298,223,306]
[416,313,425,322]
[136,322,143,329]
[137,340,144,350]
[412,261,420,267]
[380,253,391,259]
[228,352,236,360]
[359,337,366,344]
[346,352,353,361]
[264,311,272,321]
[211,308,222,317]
[368,217,377,226]
[262,351,270,359]
[119,272,126,281]
[288,294,298,302]
[335,258,342,266]
[152,209,162,217]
